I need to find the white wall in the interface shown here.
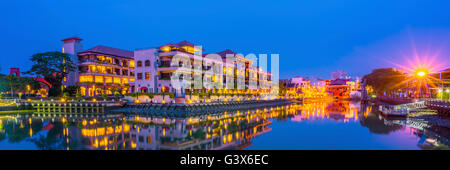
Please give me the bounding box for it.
[134,48,158,93]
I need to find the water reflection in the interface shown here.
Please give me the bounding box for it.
[0,101,448,150]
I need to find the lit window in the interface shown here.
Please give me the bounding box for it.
[105,77,112,84]
[79,75,93,82]
[122,78,129,84]
[95,76,103,83]
[89,65,96,72]
[145,72,151,80]
[161,46,170,52]
[114,77,121,84]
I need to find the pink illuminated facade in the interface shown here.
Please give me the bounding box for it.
[62,37,272,98]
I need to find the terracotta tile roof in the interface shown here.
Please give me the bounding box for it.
[330,79,349,85]
[158,40,204,51]
[439,68,450,72]
[158,43,178,48]
[80,45,134,59]
[176,40,195,47]
[61,37,82,42]
[217,49,238,57]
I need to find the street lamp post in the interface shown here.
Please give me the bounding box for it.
[447,89,450,101]
[440,72,443,100]
[27,85,30,97]
[414,69,428,99]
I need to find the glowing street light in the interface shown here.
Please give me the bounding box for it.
[414,68,429,78]
[416,71,426,77]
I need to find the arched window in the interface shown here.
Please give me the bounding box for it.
[137,61,142,67]
[145,60,150,67]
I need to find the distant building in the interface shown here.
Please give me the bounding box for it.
[306,76,328,88]
[331,70,347,80]
[429,68,450,99]
[327,79,350,99]
[290,76,309,88]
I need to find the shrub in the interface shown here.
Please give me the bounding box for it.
[114,92,121,98]
[102,94,108,100]
[76,92,82,98]
[146,93,155,99]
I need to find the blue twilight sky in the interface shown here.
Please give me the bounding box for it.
[1,0,450,79]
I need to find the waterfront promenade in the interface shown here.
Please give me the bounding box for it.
[364,95,450,116]
[115,99,295,117]
[0,98,295,116]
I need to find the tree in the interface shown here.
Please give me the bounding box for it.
[25,52,76,97]
[76,92,83,100]
[63,92,69,98]
[24,77,42,93]
[362,68,407,96]
[114,92,121,99]
[102,94,108,100]
[279,81,287,96]
[63,85,80,97]
[0,75,39,97]
[5,75,16,97]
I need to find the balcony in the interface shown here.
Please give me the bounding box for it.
[78,70,133,78]
[159,77,171,81]
[78,81,125,87]
[158,50,202,60]
[79,59,130,68]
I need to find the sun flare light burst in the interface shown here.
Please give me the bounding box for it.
[384,42,447,91]
[387,58,441,91]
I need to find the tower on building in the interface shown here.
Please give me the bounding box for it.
[61,37,83,86]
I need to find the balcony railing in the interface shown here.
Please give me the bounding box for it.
[158,64,172,68]
[78,81,125,86]
[79,71,133,77]
[79,59,131,68]
[159,77,171,80]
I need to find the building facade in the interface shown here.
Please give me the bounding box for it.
[331,69,348,80]
[63,38,272,98]
[133,41,272,97]
[62,37,135,97]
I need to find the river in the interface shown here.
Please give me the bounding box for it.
[0,101,448,150]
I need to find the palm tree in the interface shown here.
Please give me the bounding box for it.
[5,75,16,98]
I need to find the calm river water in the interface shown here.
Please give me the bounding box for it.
[0,101,448,150]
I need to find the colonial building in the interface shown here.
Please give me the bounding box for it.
[327,79,350,99]
[133,41,272,97]
[331,69,348,80]
[62,37,272,98]
[133,41,203,95]
[62,37,135,97]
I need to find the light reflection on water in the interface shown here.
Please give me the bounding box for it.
[0,101,448,150]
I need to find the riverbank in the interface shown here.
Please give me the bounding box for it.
[0,102,34,114]
[112,99,296,117]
